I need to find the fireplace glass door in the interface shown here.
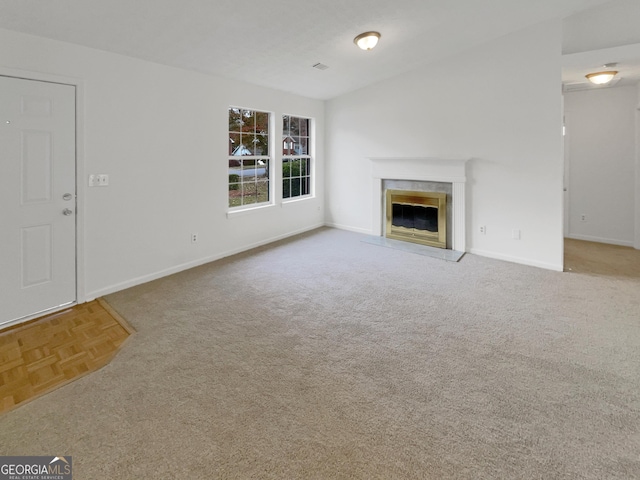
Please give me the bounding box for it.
[385,190,447,248]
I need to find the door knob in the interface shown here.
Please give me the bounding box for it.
[62,208,73,216]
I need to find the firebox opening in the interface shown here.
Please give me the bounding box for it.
[391,204,439,232]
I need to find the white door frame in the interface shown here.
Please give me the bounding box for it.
[635,104,640,251]
[0,66,87,324]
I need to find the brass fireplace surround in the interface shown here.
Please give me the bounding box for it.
[385,189,447,248]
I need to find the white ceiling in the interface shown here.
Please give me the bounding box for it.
[0,0,623,99]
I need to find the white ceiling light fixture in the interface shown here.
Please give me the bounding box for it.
[354,31,381,51]
[585,63,618,85]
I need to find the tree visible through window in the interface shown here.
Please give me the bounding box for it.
[282,115,311,199]
[228,108,271,208]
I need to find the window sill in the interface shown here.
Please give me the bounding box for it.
[281,195,315,207]
[226,203,275,219]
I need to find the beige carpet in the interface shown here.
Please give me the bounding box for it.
[1,228,639,479]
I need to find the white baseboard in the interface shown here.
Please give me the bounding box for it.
[468,248,564,272]
[565,234,634,248]
[324,222,371,235]
[86,223,325,300]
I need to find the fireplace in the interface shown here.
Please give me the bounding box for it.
[386,189,446,248]
[368,157,469,253]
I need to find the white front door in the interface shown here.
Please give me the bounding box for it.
[0,76,76,327]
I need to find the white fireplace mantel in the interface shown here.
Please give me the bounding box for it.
[368,157,469,252]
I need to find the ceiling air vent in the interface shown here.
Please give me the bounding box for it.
[312,63,329,71]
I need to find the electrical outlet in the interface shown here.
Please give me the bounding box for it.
[191,233,198,244]
[581,214,587,222]
[88,174,109,187]
[512,229,521,240]
[479,225,486,234]
[96,174,109,186]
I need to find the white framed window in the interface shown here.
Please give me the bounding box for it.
[228,107,271,208]
[282,115,312,199]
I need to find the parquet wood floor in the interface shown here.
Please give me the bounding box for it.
[565,238,640,278]
[0,299,134,415]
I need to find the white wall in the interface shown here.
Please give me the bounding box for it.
[325,21,564,271]
[564,86,637,246]
[0,28,324,300]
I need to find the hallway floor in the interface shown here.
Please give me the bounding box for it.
[0,299,133,414]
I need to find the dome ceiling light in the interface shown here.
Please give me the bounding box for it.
[585,63,619,85]
[354,31,381,51]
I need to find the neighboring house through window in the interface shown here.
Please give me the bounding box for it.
[228,107,271,208]
[282,115,311,199]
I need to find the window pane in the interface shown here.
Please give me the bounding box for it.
[292,158,301,177]
[290,178,301,197]
[242,184,258,206]
[229,188,241,207]
[242,110,255,133]
[299,118,309,136]
[236,135,251,156]
[298,137,308,155]
[259,158,269,179]
[283,178,290,198]
[288,136,298,155]
[301,177,310,196]
[255,134,268,155]
[255,111,269,134]
[300,158,307,176]
[256,179,269,203]
[248,135,260,155]
[229,133,240,155]
[229,159,241,206]
[255,160,269,181]
[289,116,299,136]
[282,137,292,155]
[282,115,290,135]
[283,159,291,178]
[241,160,252,184]
[229,108,242,132]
